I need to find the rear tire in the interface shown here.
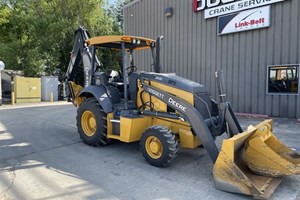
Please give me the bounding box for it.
[140,126,178,167]
[77,97,110,146]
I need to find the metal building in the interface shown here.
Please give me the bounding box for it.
[123,0,300,118]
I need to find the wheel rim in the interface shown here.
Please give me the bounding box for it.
[81,110,96,137]
[145,136,163,159]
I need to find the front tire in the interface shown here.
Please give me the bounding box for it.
[140,126,178,167]
[76,98,109,146]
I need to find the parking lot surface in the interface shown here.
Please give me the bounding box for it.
[0,103,299,200]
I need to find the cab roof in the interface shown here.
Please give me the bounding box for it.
[86,35,156,50]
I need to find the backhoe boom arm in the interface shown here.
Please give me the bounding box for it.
[63,27,98,104]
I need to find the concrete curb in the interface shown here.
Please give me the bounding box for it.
[235,112,270,119]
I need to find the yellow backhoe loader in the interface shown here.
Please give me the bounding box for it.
[64,27,300,199]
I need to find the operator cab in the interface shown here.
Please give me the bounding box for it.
[86,35,159,112]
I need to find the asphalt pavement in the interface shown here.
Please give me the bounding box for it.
[0,103,299,200]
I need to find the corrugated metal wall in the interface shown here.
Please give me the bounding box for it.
[124,0,300,118]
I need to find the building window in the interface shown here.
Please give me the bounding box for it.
[267,64,299,94]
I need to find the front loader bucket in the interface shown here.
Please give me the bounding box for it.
[213,119,300,199]
[243,119,300,177]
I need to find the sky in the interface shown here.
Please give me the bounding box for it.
[108,0,117,5]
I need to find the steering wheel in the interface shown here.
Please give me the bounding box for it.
[281,80,287,89]
[126,65,137,76]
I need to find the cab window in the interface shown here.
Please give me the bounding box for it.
[267,65,299,94]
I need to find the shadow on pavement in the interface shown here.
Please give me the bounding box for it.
[0,105,299,200]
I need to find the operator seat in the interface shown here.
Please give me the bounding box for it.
[95,72,121,104]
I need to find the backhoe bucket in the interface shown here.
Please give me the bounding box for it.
[213,119,300,199]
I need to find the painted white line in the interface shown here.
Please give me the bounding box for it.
[0,102,72,110]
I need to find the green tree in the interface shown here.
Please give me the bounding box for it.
[0,0,113,77]
[106,0,132,34]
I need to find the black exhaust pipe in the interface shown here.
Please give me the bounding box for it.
[155,36,164,73]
